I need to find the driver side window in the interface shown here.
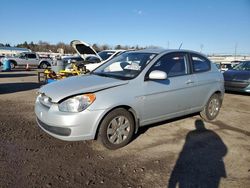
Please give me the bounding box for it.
[19,54,26,59]
[149,53,188,77]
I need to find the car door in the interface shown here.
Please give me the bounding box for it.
[18,53,28,66]
[189,52,214,109]
[27,53,38,66]
[140,52,197,125]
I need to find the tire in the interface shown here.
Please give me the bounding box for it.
[98,108,135,150]
[200,93,221,121]
[39,62,49,69]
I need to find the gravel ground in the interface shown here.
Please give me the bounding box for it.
[0,70,250,188]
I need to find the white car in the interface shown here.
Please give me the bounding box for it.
[4,52,52,69]
[35,49,224,149]
[70,40,125,71]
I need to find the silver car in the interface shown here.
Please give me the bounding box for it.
[35,49,224,149]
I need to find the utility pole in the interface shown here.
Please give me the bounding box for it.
[179,42,183,49]
[234,43,237,60]
[200,44,204,53]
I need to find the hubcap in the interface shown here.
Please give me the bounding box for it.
[208,97,220,117]
[107,116,130,144]
[10,63,15,69]
[42,63,47,69]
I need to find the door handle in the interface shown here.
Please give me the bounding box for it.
[185,80,194,84]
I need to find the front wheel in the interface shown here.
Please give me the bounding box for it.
[10,62,15,69]
[200,93,221,121]
[98,108,135,150]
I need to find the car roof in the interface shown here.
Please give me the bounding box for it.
[132,48,206,56]
[100,50,125,52]
[22,52,35,54]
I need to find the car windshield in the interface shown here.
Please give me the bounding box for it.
[14,53,24,58]
[233,61,250,71]
[92,52,156,80]
[63,56,83,61]
[98,51,115,60]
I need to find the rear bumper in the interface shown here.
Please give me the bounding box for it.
[224,81,250,93]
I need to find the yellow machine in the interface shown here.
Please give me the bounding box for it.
[38,61,89,83]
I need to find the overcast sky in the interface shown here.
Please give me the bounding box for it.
[0,0,250,54]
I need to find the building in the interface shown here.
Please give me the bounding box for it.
[0,47,31,56]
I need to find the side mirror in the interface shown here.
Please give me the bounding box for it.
[148,70,167,80]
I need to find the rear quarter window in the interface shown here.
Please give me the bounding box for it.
[191,54,211,73]
[27,53,37,59]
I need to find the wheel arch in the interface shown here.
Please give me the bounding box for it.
[9,59,17,65]
[211,90,223,104]
[202,90,223,109]
[39,61,51,67]
[200,90,223,121]
[94,105,139,140]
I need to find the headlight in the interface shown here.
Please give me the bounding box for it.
[58,94,96,112]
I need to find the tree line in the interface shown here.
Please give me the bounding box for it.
[0,41,152,53]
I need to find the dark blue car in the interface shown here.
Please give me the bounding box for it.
[223,61,250,93]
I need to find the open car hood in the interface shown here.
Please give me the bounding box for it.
[70,40,102,61]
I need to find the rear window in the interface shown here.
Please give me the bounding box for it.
[191,54,210,73]
[27,53,36,59]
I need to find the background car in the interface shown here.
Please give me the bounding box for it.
[71,40,125,71]
[3,52,52,69]
[220,63,234,72]
[219,61,241,72]
[0,55,5,66]
[35,49,224,149]
[223,61,250,93]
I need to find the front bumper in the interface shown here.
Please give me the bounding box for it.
[224,81,250,93]
[35,97,106,141]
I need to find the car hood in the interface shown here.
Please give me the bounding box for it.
[70,40,102,61]
[39,74,128,102]
[223,70,250,81]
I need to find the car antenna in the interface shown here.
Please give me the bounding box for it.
[179,42,183,49]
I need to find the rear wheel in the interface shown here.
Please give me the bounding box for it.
[98,108,135,149]
[200,93,221,121]
[39,62,49,69]
[10,62,15,69]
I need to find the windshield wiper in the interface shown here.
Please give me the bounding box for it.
[92,72,110,78]
[92,72,128,80]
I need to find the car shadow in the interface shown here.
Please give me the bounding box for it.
[211,120,250,137]
[167,119,227,188]
[225,91,250,96]
[0,82,41,94]
[133,113,199,140]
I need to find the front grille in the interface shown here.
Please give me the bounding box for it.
[37,118,71,136]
